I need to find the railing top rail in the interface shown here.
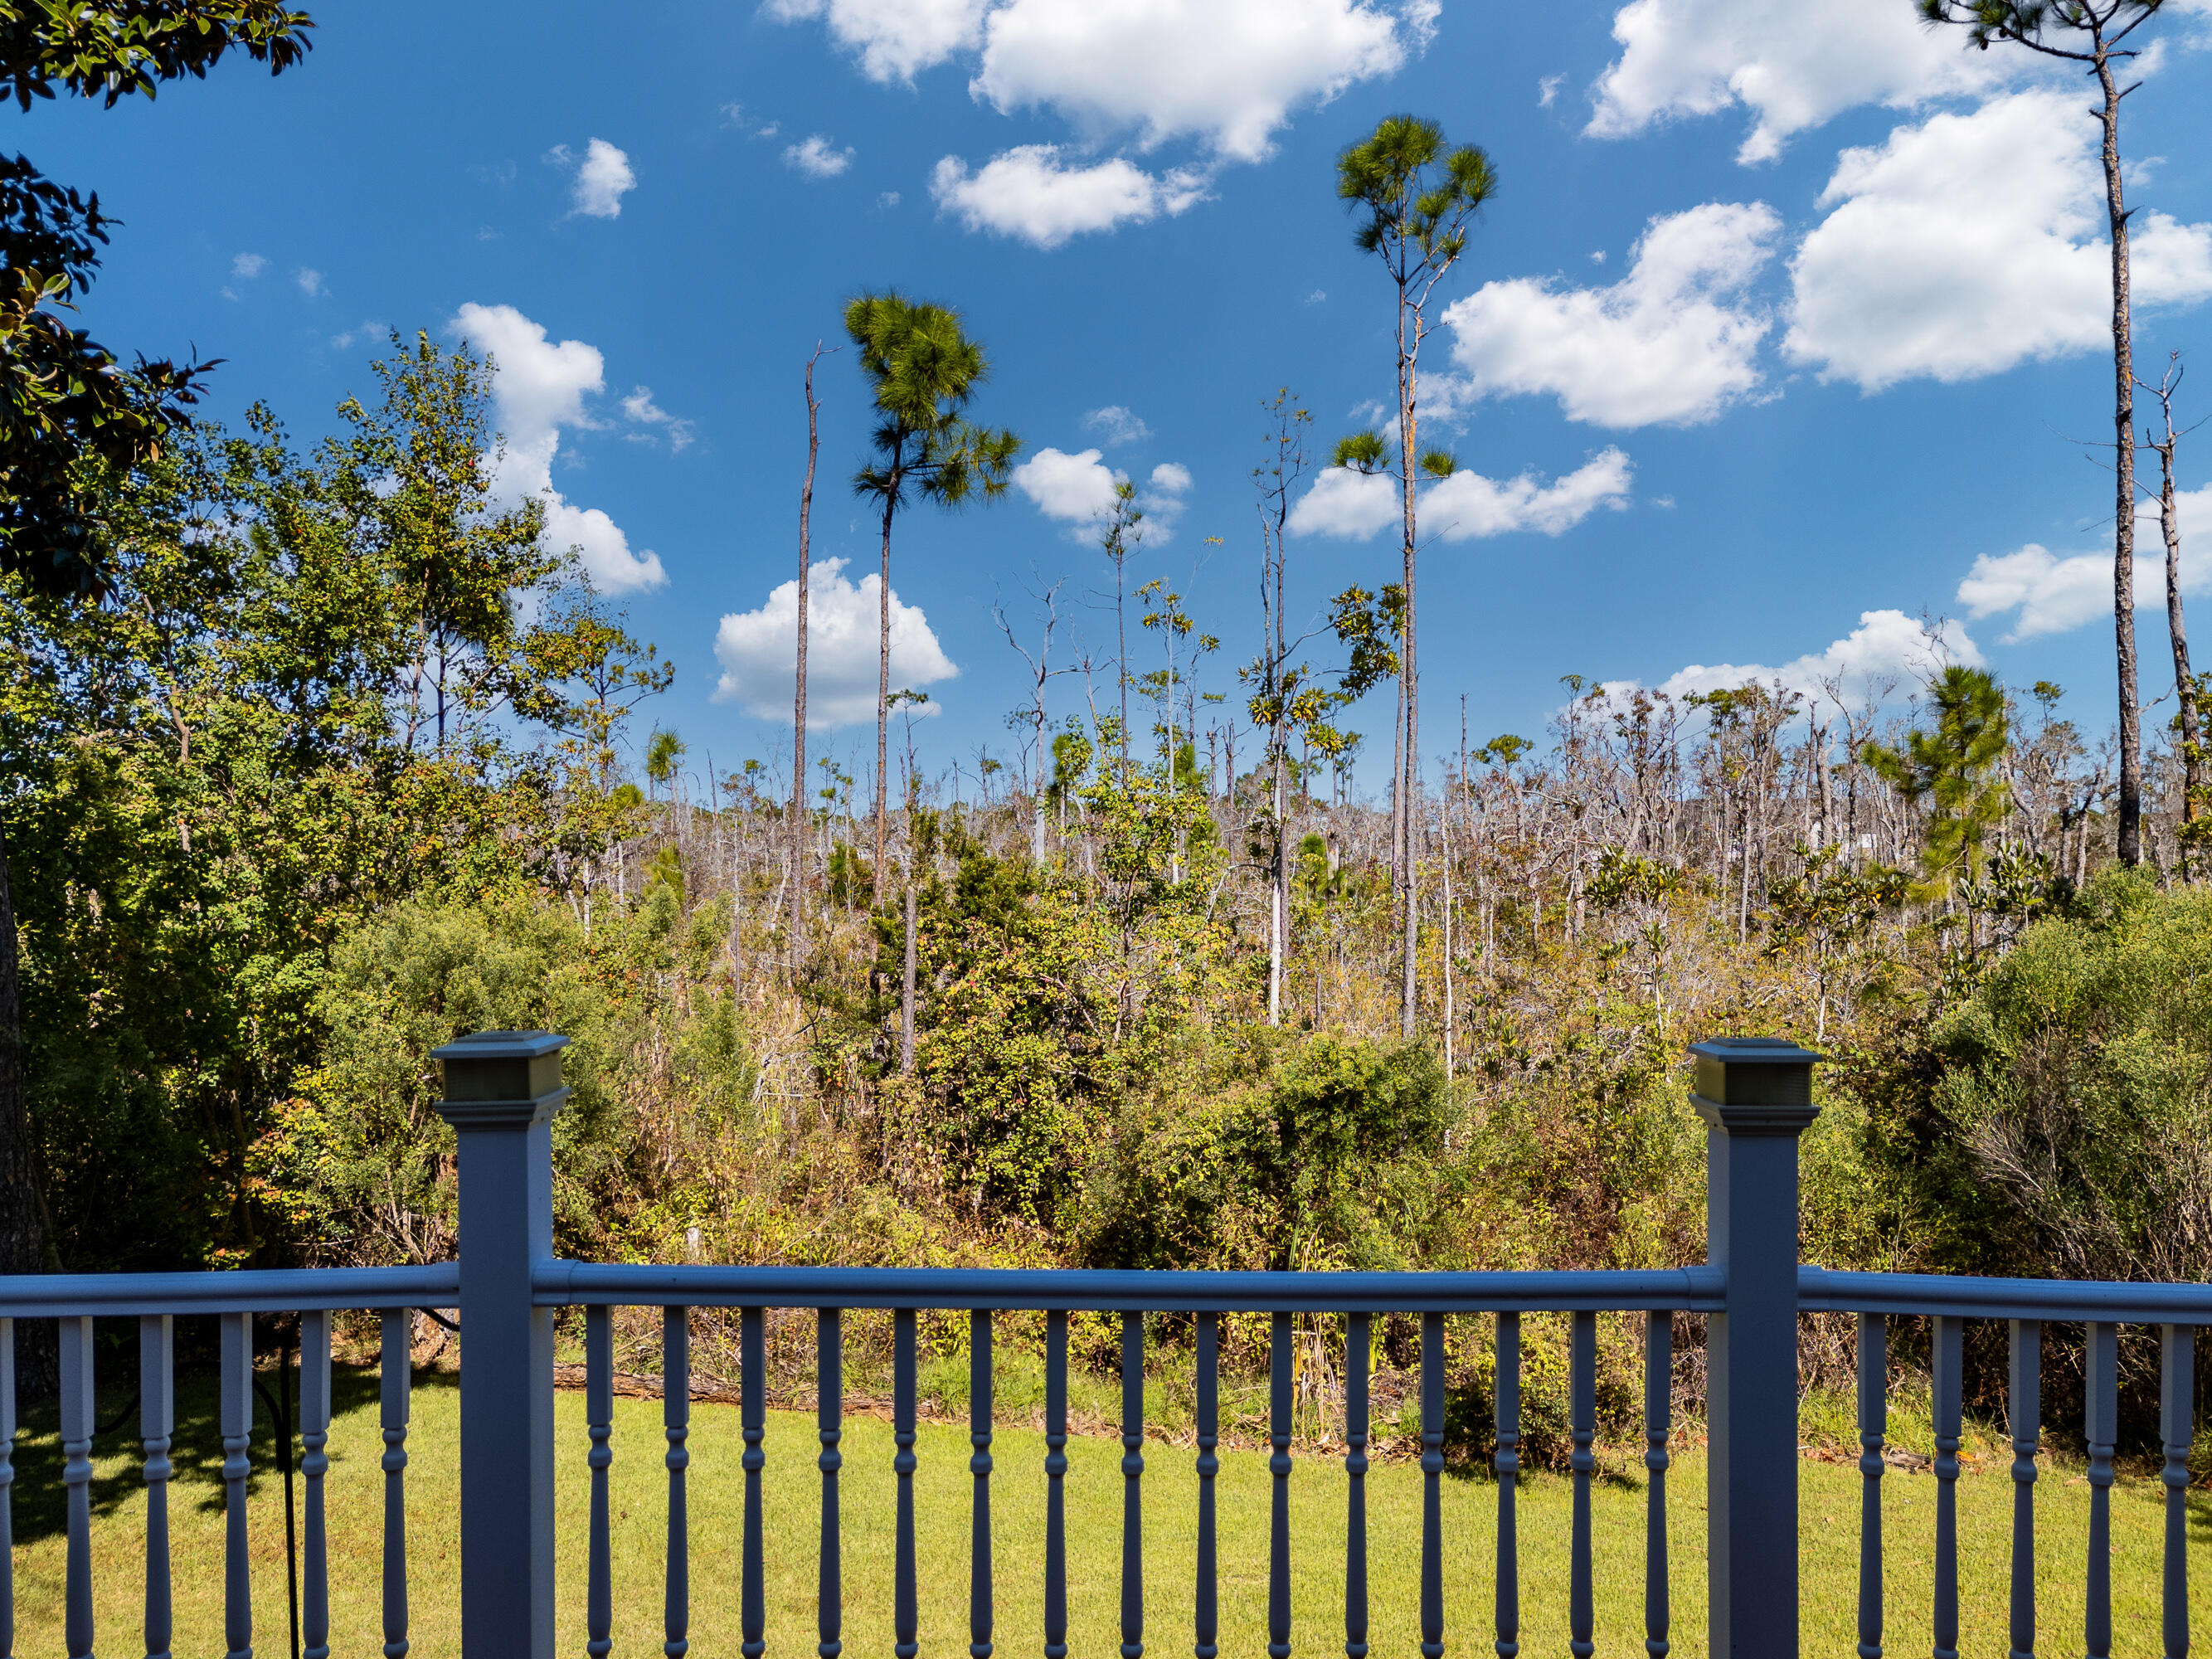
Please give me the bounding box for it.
[0,1262,458,1319]
[532,1262,1728,1313]
[1801,1265,2212,1323]
[8,1259,2205,1326]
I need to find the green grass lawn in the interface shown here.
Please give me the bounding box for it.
[7,1366,2209,1657]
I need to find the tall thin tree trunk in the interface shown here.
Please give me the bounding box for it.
[793,348,824,974]
[900,878,916,1074]
[1396,282,1421,1040]
[2149,367,2201,867]
[2096,41,2144,866]
[876,495,896,889]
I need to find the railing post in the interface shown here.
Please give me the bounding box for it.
[433,1029,571,1659]
[1690,1036,1821,1659]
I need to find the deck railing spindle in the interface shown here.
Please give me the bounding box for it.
[1855,1313,1886,1659]
[973,1309,995,1659]
[299,1310,331,1659]
[741,1306,766,1659]
[586,1306,615,1659]
[379,1309,411,1659]
[819,1307,843,1659]
[1932,1316,1962,1659]
[1194,1311,1218,1659]
[896,1307,919,1659]
[1642,1311,1670,1659]
[2085,1321,2118,1659]
[2008,1321,2039,1659]
[217,1310,255,1659]
[140,1314,175,1659]
[1045,1309,1069,1659]
[664,1306,692,1659]
[1568,1311,1595,1659]
[61,1314,95,1659]
[1121,1311,1144,1659]
[1269,1311,1292,1659]
[0,1318,12,1659]
[1345,1311,1370,1659]
[1420,1311,1444,1659]
[2160,1324,2193,1659]
[1494,1311,1521,1659]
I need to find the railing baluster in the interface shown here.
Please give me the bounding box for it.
[1494,1311,1520,1659]
[1420,1311,1444,1659]
[380,1308,411,1659]
[2085,1321,2117,1659]
[973,1309,995,1659]
[1643,1311,1671,1659]
[140,1314,175,1659]
[896,1307,919,1659]
[299,1311,331,1659]
[1268,1311,1291,1659]
[1120,1311,1144,1659]
[1344,1311,1369,1659]
[819,1307,843,1659]
[1045,1309,1069,1659]
[2008,1321,2039,1659]
[1194,1311,1218,1659]
[2161,1324,2193,1659]
[742,1306,766,1659]
[0,1316,12,1659]
[1932,1315,1962,1659]
[61,1314,95,1659]
[665,1306,692,1659]
[586,1306,615,1659]
[220,1311,255,1659]
[1856,1313,1886,1659]
[1568,1311,1595,1659]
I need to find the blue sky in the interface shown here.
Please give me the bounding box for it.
[27,0,2212,795]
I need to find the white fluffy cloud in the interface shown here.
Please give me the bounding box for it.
[450,303,667,594]
[784,135,855,178]
[1637,610,1984,708]
[778,0,1426,246]
[1957,482,2212,640]
[712,557,957,726]
[1014,445,1122,523]
[1082,405,1152,446]
[554,139,636,219]
[1014,447,1191,538]
[1586,0,2024,164]
[232,252,267,280]
[297,267,325,297]
[930,147,1204,246]
[1785,90,2212,391]
[761,0,989,83]
[970,0,1407,163]
[1288,450,1634,541]
[1442,202,1779,428]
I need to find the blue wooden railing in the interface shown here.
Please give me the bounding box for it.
[0,1031,2204,1659]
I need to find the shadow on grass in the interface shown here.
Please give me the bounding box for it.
[7,1355,455,1545]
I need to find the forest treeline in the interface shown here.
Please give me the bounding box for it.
[7,334,2210,1340]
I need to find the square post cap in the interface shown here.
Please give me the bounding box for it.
[431,1029,571,1129]
[1688,1036,1823,1134]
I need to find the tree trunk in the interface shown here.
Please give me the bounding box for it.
[1396,285,1421,1041]
[876,495,896,891]
[2097,43,2143,865]
[1268,737,1286,1026]
[2162,445,2200,854]
[793,349,823,974]
[900,878,917,1075]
